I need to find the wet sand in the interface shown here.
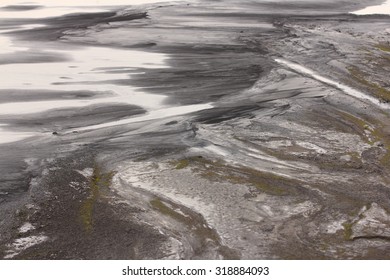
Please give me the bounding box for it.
[1,0,390,259]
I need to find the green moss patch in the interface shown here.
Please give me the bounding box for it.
[376,44,390,53]
[174,159,190,169]
[347,65,390,102]
[342,222,354,241]
[150,199,187,224]
[80,165,115,233]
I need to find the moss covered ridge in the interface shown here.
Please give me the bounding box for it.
[149,197,238,259]
[347,65,390,103]
[334,110,390,170]
[79,165,115,233]
[376,44,390,53]
[171,156,299,196]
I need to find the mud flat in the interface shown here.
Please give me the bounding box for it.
[1,0,390,259]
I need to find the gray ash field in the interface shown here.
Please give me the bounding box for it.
[0,0,390,259]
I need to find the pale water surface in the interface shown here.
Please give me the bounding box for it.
[0,0,212,144]
[0,0,174,18]
[351,0,390,15]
